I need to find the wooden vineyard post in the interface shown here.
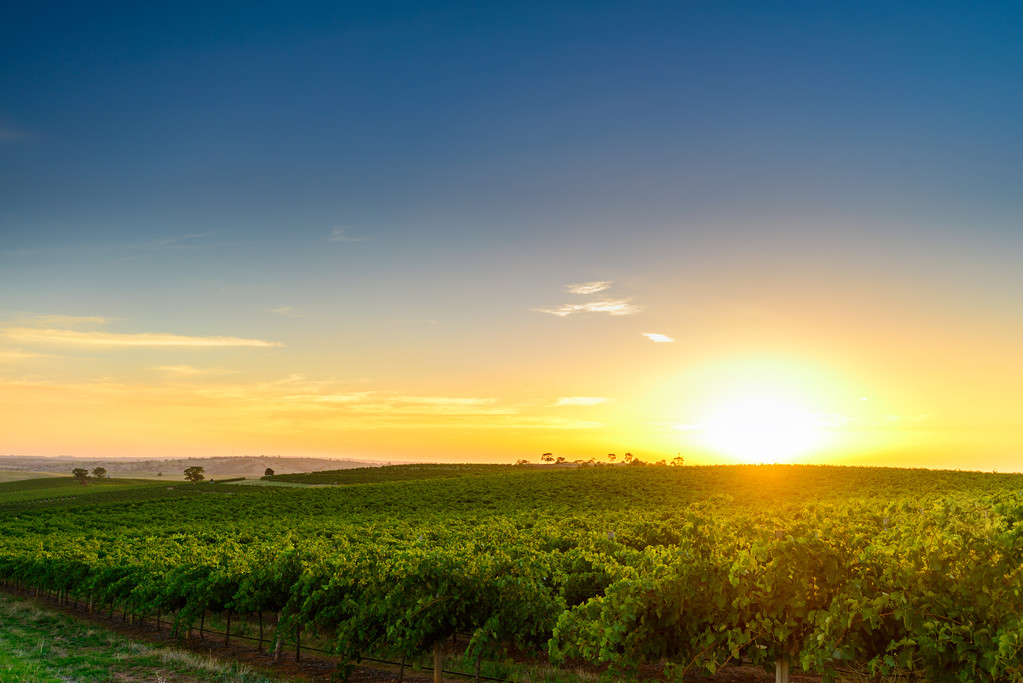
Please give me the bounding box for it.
[295,624,302,662]
[433,642,443,683]
[774,528,790,683]
[775,656,789,683]
[258,612,264,653]
[225,610,232,647]
[273,613,283,662]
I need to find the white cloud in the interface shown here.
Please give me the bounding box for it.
[642,333,674,343]
[1,327,282,348]
[328,227,367,243]
[535,298,642,317]
[553,396,609,406]
[566,281,612,295]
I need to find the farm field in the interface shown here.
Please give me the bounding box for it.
[0,471,68,483]
[0,593,293,682]
[1,464,1021,682]
[0,476,176,505]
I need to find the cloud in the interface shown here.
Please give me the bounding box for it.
[16,314,113,329]
[276,390,513,416]
[269,306,306,317]
[153,365,231,376]
[0,349,50,361]
[328,227,367,243]
[552,396,609,406]
[642,333,674,343]
[0,120,32,142]
[1,327,282,348]
[2,234,215,259]
[566,281,612,295]
[535,298,642,317]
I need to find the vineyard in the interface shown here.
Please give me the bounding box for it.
[1,464,1021,682]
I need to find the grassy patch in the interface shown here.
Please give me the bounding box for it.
[0,471,68,483]
[0,594,292,682]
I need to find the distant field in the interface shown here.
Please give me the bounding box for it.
[224,478,313,487]
[267,462,525,485]
[0,476,196,506]
[0,471,68,483]
[97,470,270,481]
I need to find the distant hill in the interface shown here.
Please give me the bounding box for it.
[0,455,399,478]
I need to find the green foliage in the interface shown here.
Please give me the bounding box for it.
[183,466,205,483]
[0,465,1021,681]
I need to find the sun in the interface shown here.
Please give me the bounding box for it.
[692,392,831,464]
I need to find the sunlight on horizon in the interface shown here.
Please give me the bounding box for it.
[690,393,836,464]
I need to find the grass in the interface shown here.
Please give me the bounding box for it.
[222,479,315,488]
[0,594,294,682]
[0,471,68,483]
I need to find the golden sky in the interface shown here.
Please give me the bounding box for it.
[2,4,1022,471]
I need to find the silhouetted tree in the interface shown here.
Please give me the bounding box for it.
[264,467,275,477]
[514,459,529,465]
[91,467,108,479]
[608,453,617,463]
[71,468,90,485]
[623,452,634,464]
[671,455,684,467]
[184,466,205,483]
[541,452,554,463]
[555,456,567,464]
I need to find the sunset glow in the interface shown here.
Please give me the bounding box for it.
[1,4,1021,471]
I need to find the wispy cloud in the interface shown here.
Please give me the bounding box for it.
[535,299,642,317]
[277,390,511,416]
[552,396,609,406]
[0,120,32,142]
[1,328,282,348]
[3,232,215,258]
[328,227,367,243]
[16,314,113,329]
[0,348,50,361]
[566,281,612,295]
[153,365,231,376]
[642,333,674,343]
[269,306,306,317]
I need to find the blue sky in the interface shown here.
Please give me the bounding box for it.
[2,2,1022,467]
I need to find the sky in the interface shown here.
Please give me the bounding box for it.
[2,1,1022,470]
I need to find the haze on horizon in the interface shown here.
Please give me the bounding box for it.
[2,2,1021,472]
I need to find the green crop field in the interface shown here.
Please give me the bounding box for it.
[1,464,1021,682]
[0,476,177,506]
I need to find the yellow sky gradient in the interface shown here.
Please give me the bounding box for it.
[2,298,1020,471]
